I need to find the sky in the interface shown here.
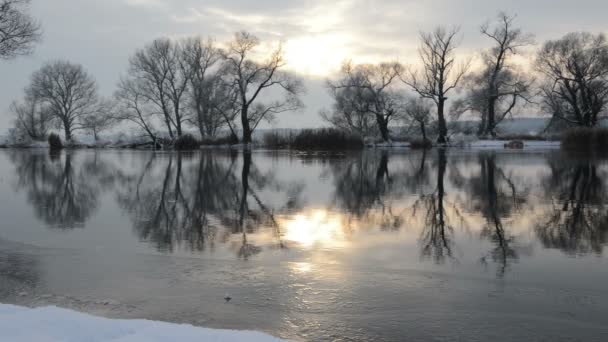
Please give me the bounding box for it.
[1,0,607,132]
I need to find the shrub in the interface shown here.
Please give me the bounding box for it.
[173,134,200,150]
[48,133,63,150]
[409,139,433,149]
[562,127,608,152]
[291,128,364,150]
[200,133,239,146]
[262,131,293,149]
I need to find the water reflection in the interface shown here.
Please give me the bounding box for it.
[9,151,111,229]
[537,156,608,255]
[415,149,460,264]
[5,149,608,270]
[115,151,302,258]
[464,153,527,276]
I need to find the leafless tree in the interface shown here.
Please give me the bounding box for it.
[127,38,193,138]
[81,98,117,142]
[455,13,534,136]
[327,61,404,141]
[182,37,231,138]
[537,32,608,127]
[0,0,41,59]
[404,97,433,141]
[222,31,304,143]
[402,26,471,144]
[321,80,375,137]
[11,93,52,140]
[114,77,158,142]
[27,60,98,142]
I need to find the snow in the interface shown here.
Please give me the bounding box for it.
[0,304,286,342]
[467,140,561,150]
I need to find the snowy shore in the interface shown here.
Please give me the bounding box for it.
[0,304,286,342]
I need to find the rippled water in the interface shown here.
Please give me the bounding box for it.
[1,149,607,341]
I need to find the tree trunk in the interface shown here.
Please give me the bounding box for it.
[241,106,252,144]
[238,152,251,232]
[376,115,390,142]
[437,99,448,144]
[487,96,497,137]
[420,122,427,141]
[63,120,72,142]
[175,106,183,137]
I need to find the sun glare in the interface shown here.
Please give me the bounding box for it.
[283,35,352,77]
[282,210,346,249]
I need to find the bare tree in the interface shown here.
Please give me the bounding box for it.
[0,0,41,60]
[320,84,376,137]
[327,61,404,142]
[28,60,98,142]
[11,93,52,140]
[182,37,229,138]
[81,98,117,142]
[127,38,193,138]
[455,13,534,137]
[114,77,158,142]
[404,97,433,142]
[222,31,304,143]
[402,27,471,144]
[537,32,608,127]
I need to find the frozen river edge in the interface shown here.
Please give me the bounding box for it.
[0,304,286,342]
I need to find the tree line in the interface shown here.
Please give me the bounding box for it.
[10,31,303,145]
[3,4,608,145]
[323,12,608,143]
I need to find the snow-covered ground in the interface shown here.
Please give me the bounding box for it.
[0,304,285,342]
[467,140,561,150]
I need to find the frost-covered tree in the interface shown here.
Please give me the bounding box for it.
[0,0,41,60]
[27,60,98,142]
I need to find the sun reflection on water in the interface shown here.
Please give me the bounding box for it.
[281,210,347,249]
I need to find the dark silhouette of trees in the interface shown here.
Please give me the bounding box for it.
[402,27,470,144]
[125,39,193,139]
[537,32,608,128]
[454,13,534,136]
[222,31,304,143]
[27,60,99,142]
[182,37,235,138]
[327,61,404,142]
[0,0,41,60]
[404,97,433,142]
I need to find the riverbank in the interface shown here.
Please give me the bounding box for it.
[0,304,285,342]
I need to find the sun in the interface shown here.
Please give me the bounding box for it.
[283,34,352,77]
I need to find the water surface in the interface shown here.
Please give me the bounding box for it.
[0,149,607,341]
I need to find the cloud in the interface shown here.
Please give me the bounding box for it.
[1,0,608,131]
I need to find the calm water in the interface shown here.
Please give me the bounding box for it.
[1,149,607,341]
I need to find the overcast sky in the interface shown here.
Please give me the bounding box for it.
[1,0,607,132]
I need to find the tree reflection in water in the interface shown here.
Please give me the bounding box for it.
[463,153,527,277]
[116,151,301,258]
[537,156,608,255]
[329,150,413,232]
[7,149,608,272]
[9,151,111,230]
[414,149,463,264]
